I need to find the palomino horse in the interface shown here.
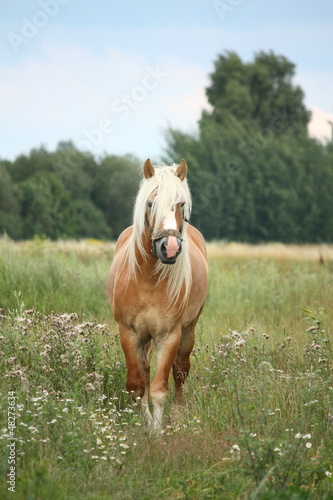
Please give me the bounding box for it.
[107,159,208,432]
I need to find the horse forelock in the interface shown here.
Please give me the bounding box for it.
[125,165,192,308]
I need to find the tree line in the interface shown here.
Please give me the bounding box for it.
[0,51,332,242]
[165,51,333,243]
[0,143,141,240]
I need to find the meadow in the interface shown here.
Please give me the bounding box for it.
[0,237,332,499]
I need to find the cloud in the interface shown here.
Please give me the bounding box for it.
[308,108,333,141]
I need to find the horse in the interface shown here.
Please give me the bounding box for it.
[107,159,208,432]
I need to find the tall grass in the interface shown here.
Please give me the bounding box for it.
[0,237,114,322]
[0,238,333,499]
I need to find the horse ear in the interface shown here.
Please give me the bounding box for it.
[175,159,187,181]
[143,159,155,179]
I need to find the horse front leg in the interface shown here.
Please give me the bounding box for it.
[137,341,153,429]
[172,320,196,407]
[150,329,181,433]
[119,324,153,428]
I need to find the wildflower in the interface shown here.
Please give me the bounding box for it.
[295,433,302,439]
[28,426,39,434]
[325,471,332,478]
[262,333,270,340]
[230,444,241,459]
[86,383,96,392]
[305,442,312,448]
[311,340,321,350]
[6,357,17,365]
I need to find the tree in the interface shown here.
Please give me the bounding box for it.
[204,50,311,133]
[92,154,141,237]
[65,199,111,239]
[1,144,144,240]
[165,51,333,243]
[0,163,22,239]
[20,172,70,239]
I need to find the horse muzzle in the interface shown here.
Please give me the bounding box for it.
[152,234,183,264]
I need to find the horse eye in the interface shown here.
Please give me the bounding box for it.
[147,200,153,208]
[180,202,185,208]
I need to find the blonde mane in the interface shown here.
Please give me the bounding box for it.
[125,165,192,308]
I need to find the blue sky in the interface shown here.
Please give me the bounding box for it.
[1,0,332,163]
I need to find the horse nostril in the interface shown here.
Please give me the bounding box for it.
[161,242,167,256]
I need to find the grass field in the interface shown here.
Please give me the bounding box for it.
[0,237,333,499]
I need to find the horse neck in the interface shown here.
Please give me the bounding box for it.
[134,230,157,274]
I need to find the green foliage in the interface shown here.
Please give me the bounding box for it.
[165,51,333,243]
[0,142,141,240]
[65,199,111,239]
[92,154,141,237]
[0,165,22,240]
[206,50,310,132]
[20,172,70,240]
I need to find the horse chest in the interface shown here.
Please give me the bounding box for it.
[115,292,179,338]
[132,309,174,338]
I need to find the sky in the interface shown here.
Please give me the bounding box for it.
[0,0,332,163]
